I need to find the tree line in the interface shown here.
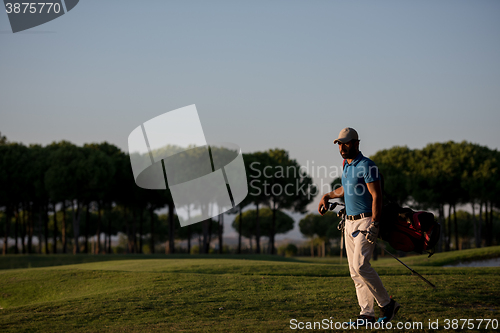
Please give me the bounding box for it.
[2,133,498,256]
[0,133,317,255]
[0,138,172,255]
[371,141,500,251]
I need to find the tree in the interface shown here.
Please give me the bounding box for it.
[243,152,270,253]
[29,144,51,254]
[299,212,340,257]
[232,208,294,251]
[176,217,217,252]
[227,195,252,254]
[0,144,11,254]
[450,210,474,250]
[0,132,7,145]
[370,146,415,205]
[144,189,168,254]
[224,147,253,254]
[243,149,316,255]
[1,143,30,254]
[112,147,140,253]
[263,149,317,254]
[45,141,86,253]
[82,144,116,254]
[155,145,211,254]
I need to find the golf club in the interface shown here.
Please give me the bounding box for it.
[320,201,340,215]
[352,230,436,289]
[320,201,346,263]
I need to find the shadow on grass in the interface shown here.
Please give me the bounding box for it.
[296,245,500,267]
[0,253,305,270]
[2,245,499,271]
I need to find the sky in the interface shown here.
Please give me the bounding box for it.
[1,0,499,242]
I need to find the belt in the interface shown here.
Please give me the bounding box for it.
[346,212,372,221]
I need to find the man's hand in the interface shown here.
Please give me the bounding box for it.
[318,186,344,216]
[318,194,330,215]
[366,222,379,244]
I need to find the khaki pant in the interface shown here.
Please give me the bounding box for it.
[344,216,391,317]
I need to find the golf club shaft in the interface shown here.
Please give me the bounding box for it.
[340,233,344,264]
[382,247,436,289]
[356,230,436,289]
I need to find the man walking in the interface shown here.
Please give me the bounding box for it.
[318,127,400,325]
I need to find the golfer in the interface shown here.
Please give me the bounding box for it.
[318,127,400,325]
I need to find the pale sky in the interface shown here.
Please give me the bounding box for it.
[1,0,499,241]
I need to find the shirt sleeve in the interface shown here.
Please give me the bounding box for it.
[363,160,380,184]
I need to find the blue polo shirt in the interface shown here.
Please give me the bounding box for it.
[341,152,380,216]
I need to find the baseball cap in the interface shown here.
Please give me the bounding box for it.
[333,127,359,144]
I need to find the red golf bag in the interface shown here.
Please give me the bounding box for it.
[380,202,441,257]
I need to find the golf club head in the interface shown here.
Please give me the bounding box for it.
[320,201,339,214]
[352,230,367,238]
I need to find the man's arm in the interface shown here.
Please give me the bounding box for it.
[318,186,344,215]
[366,180,382,223]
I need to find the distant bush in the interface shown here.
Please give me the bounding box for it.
[112,246,126,254]
[278,243,298,257]
[142,245,151,254]
[190,245,200,254]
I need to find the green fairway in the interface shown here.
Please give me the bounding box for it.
[1,248,500,332]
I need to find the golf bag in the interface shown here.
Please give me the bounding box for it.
[380,202,441,257]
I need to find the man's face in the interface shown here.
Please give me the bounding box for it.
[338,140,359,159]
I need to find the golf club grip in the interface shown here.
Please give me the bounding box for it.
[320,202,337,214]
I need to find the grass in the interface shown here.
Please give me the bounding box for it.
[0,247,499,332]
[0,253,300,271]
